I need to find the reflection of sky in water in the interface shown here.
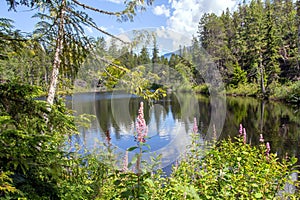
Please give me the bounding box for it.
[90,103,187,152]
[70,91,300,172]
[70,91,199,168]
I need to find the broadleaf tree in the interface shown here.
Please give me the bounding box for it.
[5,0,154,107]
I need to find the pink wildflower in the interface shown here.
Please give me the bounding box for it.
[243,128,247,144]
[259,134,264,143]
[193,117,198,134]
[122,151,128,172]
[136,102,148,143]
[239,124,243,136]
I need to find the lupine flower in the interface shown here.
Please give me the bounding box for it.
[193,117,198,134]
[122,151,128,172]
[266,142,271,158]
[259,134,264,143]
[136,102,148,143]
[243,128,247,144]
[239,124,243,136]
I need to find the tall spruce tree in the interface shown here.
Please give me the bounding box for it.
[263,0,281,89]
[138,46,150,65]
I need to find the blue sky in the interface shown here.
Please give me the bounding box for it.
[1,0,238,39]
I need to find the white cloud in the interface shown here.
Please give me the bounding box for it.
[106,0,123,4]
[167,0,236,37]
[153,4,170,17]
[85,26,93,34]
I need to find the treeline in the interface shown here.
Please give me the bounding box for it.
[198,0,300,97]
[1,0,300,101]
[79,0,300,99]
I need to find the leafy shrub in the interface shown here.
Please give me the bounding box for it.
[226,83,260,96]
[0,82,76,199]
[166,134,298,199]
[270,81,300,103]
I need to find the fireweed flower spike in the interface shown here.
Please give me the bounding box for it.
[136,102,148,143]
[259,134,264,143]
[239,124,243,136]
[193,117,198,134]
[243,128,247,144]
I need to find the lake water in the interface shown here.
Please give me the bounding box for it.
[69,91,300,170]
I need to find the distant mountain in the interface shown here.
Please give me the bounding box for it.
[162,46,192,60]
[162,50,180,60]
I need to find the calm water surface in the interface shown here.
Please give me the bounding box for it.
[70,91,300,168]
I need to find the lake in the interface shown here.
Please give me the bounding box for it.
[69,91,300,171]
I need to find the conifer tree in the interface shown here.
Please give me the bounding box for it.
[263,0,281,89]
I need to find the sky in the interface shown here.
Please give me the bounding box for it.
[1,0,238,38]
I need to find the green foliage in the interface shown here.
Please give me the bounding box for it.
[193,84,210,94]
[270,81,300,103]
[226,83,260,96]
[198,0,300,98]
[0,81,76,199]
[0,85,299,199]
[0,171,17,196]
[230,63,247,86]
[168,135,298,199]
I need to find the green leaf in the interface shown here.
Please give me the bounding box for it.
[254,193,263,199]
[128,154,139,168]
[127,146,138,152]
[144,178,155,187]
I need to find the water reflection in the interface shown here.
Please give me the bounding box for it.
[71,92,300,167]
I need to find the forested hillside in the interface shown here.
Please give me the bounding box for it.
[198,0,300,100]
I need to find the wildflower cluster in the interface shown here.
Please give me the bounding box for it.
[239,124,272,161]
[135,102,148,143]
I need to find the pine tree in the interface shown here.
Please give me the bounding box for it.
[137,46,150,65]
[263,0,281,89]
[152,37,160,64]
[244,0,266,94]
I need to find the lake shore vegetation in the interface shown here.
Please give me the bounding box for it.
[0,85,299,199]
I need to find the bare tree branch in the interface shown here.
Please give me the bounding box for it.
[71,0,123,16]
[67,7,129,44]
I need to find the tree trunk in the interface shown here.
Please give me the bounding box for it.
[46,0,66,106]
[260,100,265,133]
[297,0,300,70]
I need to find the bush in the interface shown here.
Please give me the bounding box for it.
[0,82,76,199]
[270,81,300,103]
[166,134,298,199]
[226,83,260,96]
